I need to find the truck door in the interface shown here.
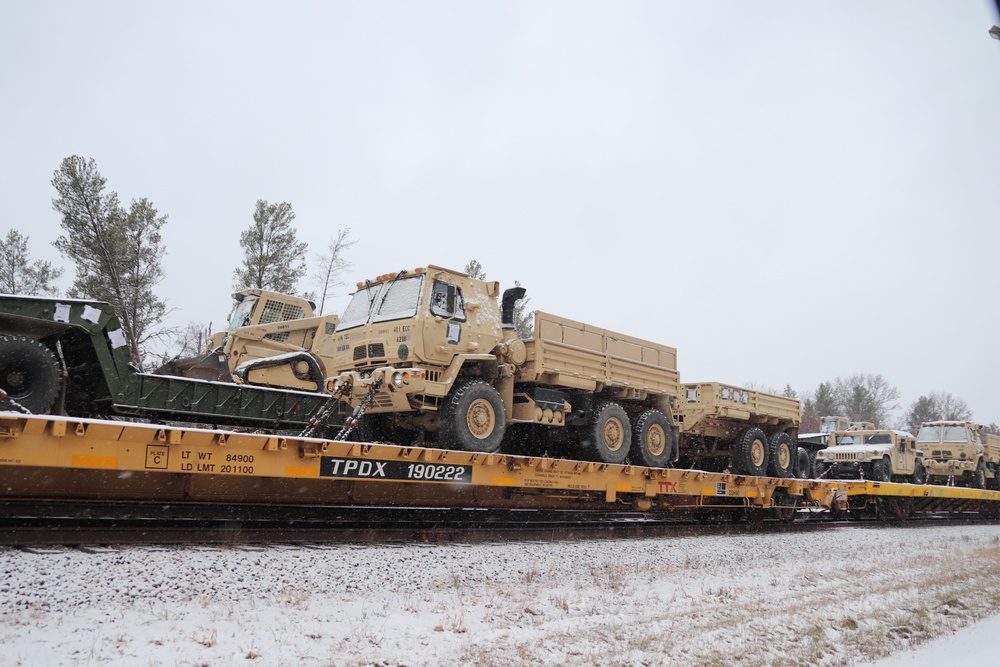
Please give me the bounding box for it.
[423,279,468,365]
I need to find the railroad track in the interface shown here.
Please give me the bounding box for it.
[0,499,988,548]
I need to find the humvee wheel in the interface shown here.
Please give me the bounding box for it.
[732,428,768,476]
[766,432,795,478]
[581,402,631,465]
[870,456,892,483]
[0,335,61,414]
[628,409,674,468]
[439,380,505,453]
[911,460,928,485]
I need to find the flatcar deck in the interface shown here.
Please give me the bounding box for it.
[2,413,999,519]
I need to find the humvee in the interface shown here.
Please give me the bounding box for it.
[814,428,926,484]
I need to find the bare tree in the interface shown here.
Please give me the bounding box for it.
[463,259,486,280]
[903,392,973,434]
[51,156,169,368]
[833,373,900,427]
[1,229,63,295]
[233,200,307,294]
[310,228,356,315]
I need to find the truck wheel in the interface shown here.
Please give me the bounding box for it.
[732,428,768,476]
[766,432,794,478]
[795,448,811,479]
[439,381,506,453]
[581,402,631,465]
[870,456,892,483]
[911,460,927,485]
[628,409,674,468]
[815,460,833,479]
[0,335,61,414]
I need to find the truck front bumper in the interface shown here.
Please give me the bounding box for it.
[329,368,428,413]
[925,459,975,478]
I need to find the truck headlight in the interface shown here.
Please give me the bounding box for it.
[392,372,405,388]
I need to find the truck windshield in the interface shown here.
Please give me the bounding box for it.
[339,286,379,331]
[339,275,426,330]
[917,425,969,443]
[373,275,424,323]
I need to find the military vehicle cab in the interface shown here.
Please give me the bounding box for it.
[917,421,1000,489]
[814,428,926,484]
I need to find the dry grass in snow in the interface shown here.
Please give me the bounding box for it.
[1,523,1000,666]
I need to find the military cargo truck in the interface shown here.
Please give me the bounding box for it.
[328,265,800,476]
[917,421,1000,489]
[814,428,927,484]
[157,289,339,393]
[0,294,340,432]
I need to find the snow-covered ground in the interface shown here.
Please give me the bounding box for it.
[2,522,1000,666]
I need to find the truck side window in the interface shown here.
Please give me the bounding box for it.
[430,280,467,321]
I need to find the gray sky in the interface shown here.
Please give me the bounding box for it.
[2,2,999,424]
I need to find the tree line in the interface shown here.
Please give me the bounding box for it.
[2,155,355,369]
[3,157,995,434]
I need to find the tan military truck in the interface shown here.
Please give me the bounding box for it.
[814,428,927,484]
[327,265,800,476]
[916,421,1000,489]
[158,289,339,393]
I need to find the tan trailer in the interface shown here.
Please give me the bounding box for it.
[674,383,801,477]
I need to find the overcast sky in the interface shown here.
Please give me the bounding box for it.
[2,2,999,424]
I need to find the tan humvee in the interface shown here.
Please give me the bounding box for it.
[328,265,800,476]
[917,421,1000,489]
[157,289,339,392]
[814,429,926,483]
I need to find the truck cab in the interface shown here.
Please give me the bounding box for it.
[917,421,1000,489]
[815,428,925,483]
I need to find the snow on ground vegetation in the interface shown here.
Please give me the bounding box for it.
[2,523,1000,666]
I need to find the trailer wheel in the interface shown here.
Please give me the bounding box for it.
[795,447,812,479]
[911,460,927,485]
[628,409,674,468]
[439,380,506,453]
[870,456,892,483]
[766,432,795,478]
[0,335,61,414]
[732,427,768,476]
[581,402,631,464]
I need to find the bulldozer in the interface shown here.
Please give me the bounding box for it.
[157,289,339,393]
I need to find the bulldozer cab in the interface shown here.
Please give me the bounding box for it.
[227,290,314,332]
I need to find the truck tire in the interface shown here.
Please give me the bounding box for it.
[0,334,61,414]
[766,432,795,478]
[870,456,892,483]
[815,460,832,479]
[795,447,812,479]
[911,460,927,485]
[628,409,674,468]
[732,428,768,476]
[580,402,631,465]
[439,380,506,453]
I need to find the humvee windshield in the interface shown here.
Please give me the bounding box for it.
[865,434,892,445]
[835,435,861,446]
[339,275,426,330]
[917,425,970,444]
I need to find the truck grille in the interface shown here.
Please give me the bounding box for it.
[931,450,953,459]
[353,343,387,361]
